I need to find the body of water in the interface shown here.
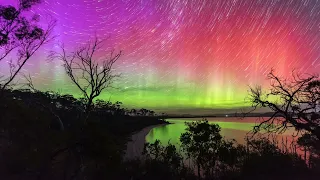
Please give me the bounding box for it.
[146,117,297,146]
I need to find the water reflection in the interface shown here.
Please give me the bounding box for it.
[146,117,297,147]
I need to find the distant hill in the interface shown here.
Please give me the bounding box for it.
[162,112,277,119]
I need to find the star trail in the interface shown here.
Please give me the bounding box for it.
[1,0,320,109]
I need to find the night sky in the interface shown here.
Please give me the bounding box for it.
[1,0,320,111]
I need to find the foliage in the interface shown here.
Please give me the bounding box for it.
[1,66,320,179]
[0,0,55,90]
[144,140,183,170]
[142,120,316,180]
[140,140,196,180]
[180,120,223,177]
[0,87,319,180]
[248,69,320,176]
[0,88,167,180]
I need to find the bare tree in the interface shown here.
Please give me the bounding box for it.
[0,0,55,90]
[48,37,121,120]
[248,69,320,139]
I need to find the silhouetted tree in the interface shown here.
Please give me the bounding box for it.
[48,37,121,121]
[139,119,313,180]
[142,140,195,180]
[130,108,137,116]
[297,133,314,163]
[21,74,65,131]
[180,120,223,178]
[248,69,320,152]
[239,137,309,180]
[149,110,155,116]
[0,0,55,90]
[138,108,153,116]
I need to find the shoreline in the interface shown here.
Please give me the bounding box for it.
[124,123,167,160]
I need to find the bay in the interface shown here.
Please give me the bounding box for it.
[146,117,297,146]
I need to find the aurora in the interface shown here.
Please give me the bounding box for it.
[1,0,320,111]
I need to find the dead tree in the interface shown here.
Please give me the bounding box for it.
[48,37,121,121]
[248,69,320,143]
[0,0,55,90]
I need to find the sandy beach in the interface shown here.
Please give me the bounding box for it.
[124,124,166,160]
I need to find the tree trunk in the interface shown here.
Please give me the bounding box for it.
[304,147,307,163]
[197,162,201,180]
[84,99,93,124]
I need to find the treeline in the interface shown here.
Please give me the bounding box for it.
[5,88,162,117]
[1,0,320,179]
[131,120,320,180]
[0,1,173,178]
[1,87,319,180]
[0,88,168,180]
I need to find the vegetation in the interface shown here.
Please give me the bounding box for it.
[0,88,167,180]
[48,37,121,118]
[137,120,316,180]
[1,87,318,179]
[0,1,320,180]
[248,69,320,169]
[122,69,320,180]
[0,0,54,90]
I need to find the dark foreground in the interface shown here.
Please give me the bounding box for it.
[0,89,319,180]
